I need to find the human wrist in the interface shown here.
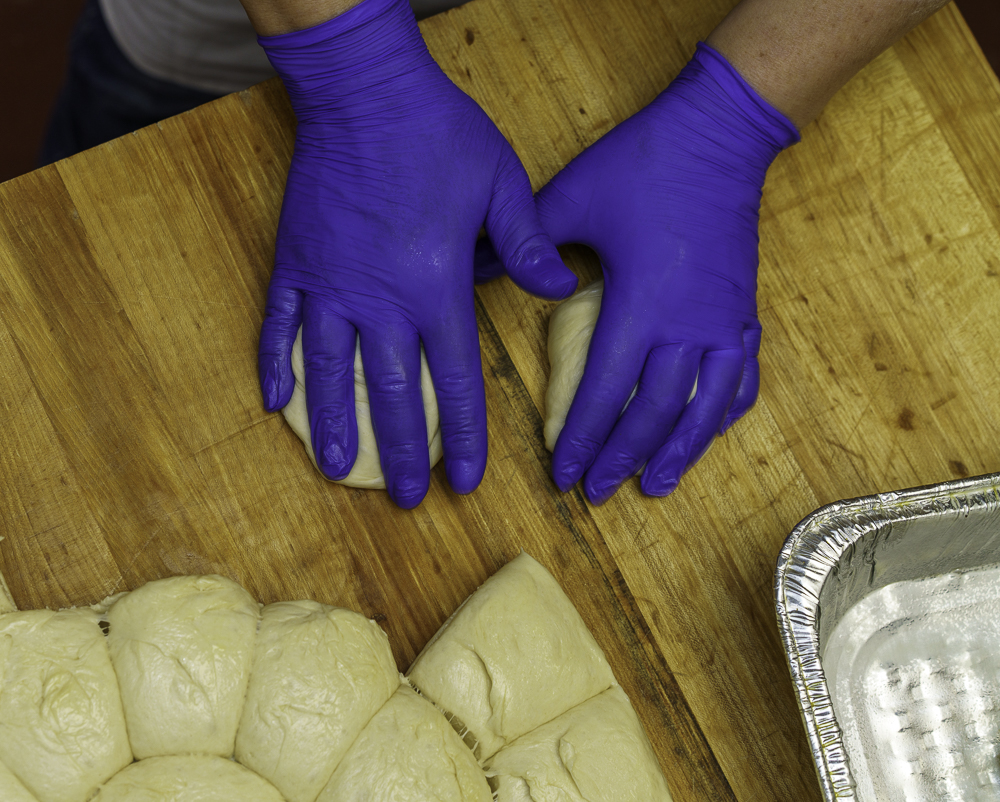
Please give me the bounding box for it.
[242,0,365,37]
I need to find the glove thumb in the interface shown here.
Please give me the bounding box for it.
[485,149,577,300]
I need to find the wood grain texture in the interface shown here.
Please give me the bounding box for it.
[1,1,998,800]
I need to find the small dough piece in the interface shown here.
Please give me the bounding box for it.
[106,575,259,759]
[0,570,16,614]
[486,685,673,802]
[544,280,697,452]
[282,327,443,489]
[0,609,132,802]
[406,553,615,761]
[235,600,401,802]
[91,755,285,802]
[316,684,491,802]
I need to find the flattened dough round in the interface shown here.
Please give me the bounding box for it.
[91,755,284,802]
[487,685,673,802]
[544,280,697,454]
[235,601,400,802]
[406,553,615,761]
[316,684,492,802]
[282,328,443,489]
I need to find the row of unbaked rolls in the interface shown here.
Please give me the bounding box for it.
[0,553,673,802]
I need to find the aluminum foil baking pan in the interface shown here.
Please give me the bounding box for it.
[775,473,1000,801]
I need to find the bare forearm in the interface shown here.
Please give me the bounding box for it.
[707,0,950,128]
[239,0,364,35]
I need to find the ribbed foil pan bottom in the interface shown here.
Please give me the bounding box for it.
[775,474,1000,800]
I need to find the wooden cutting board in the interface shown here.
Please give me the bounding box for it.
[2,1,999,799]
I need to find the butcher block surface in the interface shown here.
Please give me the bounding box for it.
[2,1,1000,800]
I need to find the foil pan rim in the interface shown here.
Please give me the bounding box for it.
[773,472,1000,801]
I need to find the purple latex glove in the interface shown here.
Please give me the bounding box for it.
[257,0,577,508]
[486,43,799,503]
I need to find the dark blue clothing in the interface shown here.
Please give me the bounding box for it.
[39,0,222,166]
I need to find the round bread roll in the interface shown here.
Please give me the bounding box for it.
[106,575,259,759]
[91,755,284,801]
[282,327,443,489]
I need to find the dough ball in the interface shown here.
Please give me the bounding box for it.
[487,686,673,802]
[545,280,604,452]
[544,280,697,454]
[316,684,492,802]
[282,328,443,489]
[235,601,401,802]
[406,552,615,761]
[91,755,284,802]
[0,760,39,802]
[0,609,132,802]
[106,575,259,759]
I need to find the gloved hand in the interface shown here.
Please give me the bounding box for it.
[257,0,577,508]
[485,43,799,503]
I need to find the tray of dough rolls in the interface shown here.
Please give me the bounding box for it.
[0,552,672,802]
[776,473,1000,801]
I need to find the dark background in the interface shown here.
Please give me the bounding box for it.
[1,0,998,184]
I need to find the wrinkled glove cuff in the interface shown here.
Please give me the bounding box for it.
[665,42,800,170]
[696,42,800,147]
[258,0,433,120]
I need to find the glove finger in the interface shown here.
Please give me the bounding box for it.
[302,300,359,481]
[641,347,745,497]
[722,322,762,432]
[421,305,487,495]
[581,345,700,505]
[359,323,431,509]
[550,311,647,492]
[486,148,577,300]
[258,283,303,412]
